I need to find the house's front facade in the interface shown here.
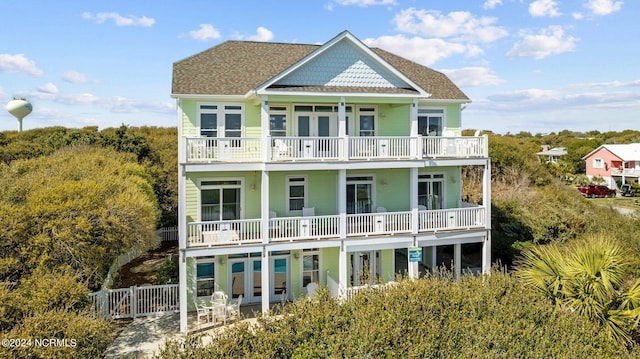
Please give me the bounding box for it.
[172,31,491,332]
[583,144,640,187]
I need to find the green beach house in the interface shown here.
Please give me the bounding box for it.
[172,31,491,332]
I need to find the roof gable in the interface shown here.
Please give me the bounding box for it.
[263,32,420,94]
[582,144,640,161]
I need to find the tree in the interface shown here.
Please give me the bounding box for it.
[516,236,640,344]
[0,146,159,288]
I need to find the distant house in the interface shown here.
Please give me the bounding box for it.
[536,146,567,163]
[582,144,640,187]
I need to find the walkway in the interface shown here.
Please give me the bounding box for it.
[103,304,266,358]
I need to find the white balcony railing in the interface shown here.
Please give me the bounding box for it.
[185,135,487,162]
[186,137,262,162]
[187,219,262,246]
[349,137,413,159]
[270,215,341,241]
[186,207,486,247]
[271,137,343,161]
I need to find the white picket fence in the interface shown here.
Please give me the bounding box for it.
[157,226,178,242]
[89,284,179,319]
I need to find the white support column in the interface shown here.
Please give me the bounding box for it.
[261,250,271,313]
[261,170,270,244]
[482,158,492,275]
[339,242,348,298]
[410,100,419,158]
[454,243,462,279]
[431,246,437,273]
[261,97,270,162]
[410,167,418,234]
[338,169,347,239]
[338,98,348,161]
[177,97,189,333]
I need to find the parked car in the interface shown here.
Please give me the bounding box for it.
[577,184,617,198]
[620,184,635,197]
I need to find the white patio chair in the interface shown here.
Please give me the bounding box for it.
[302,207,315,217]
[226,294,243,322]
[274,139,290,159]
[376,206,387,213]
[306,282,319,297]
[211,303,227,326]
[193,299,210,326]
[212,291,228,305]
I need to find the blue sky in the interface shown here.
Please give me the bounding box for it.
[1,0,638,134]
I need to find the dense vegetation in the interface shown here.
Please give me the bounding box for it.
[0,126,176,358]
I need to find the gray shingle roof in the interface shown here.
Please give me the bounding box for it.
[172,40,469,101]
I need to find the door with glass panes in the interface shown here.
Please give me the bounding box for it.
[418,174,444,210]
[296,107,337,157]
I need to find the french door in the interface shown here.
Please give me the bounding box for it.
[418,174,444,210]
[228,256,290,304]
[350,251,381,286]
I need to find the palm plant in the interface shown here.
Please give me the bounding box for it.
[515,236,640,344]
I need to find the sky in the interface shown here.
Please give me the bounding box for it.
[1,0,638,134]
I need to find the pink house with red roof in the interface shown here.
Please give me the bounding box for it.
[583,144,640,187]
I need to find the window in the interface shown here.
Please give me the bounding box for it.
[287,176,307,215]
[269,106,287,137]
[201,180,242,221]
[200,105,218,138]
[198,104,243,142]
[302,249,320,289]
[347,176,374,214]
[418,108,444,136]
[358,107,376,137]
[418,173,444,210]
[593,158,604,169]
[195,259,216,298]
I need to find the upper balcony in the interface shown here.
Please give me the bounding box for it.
[184,135,488,163]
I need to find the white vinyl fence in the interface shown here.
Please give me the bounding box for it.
[89,284,179,319]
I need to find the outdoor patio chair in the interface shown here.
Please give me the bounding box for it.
[211,303,228,326]
[302,207,315,217]
[306,282,319,297]
[212,291,228,305]
[193,299,210,326]
[227,294,243,322]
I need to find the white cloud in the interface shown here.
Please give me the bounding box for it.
[393,8,508,43]
[0,54,44,76]
[364,35,483,66]
[246,27,274,42]
[529,0,561,17]
[81,12,155,27]
[441,67,505,87]
[572,12,585,19]
[189,24,221,41]
[332,0,396,7]
[483,0,503,10]
[584,0,623,16]
[62,70,96,84]
[569,79,640,89]
[507,26,577,59]
[37,83,58,94]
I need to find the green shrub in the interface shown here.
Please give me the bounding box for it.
[156,272,636,358]
[155,256,178,285]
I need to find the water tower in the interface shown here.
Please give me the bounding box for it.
[6,98,33,132]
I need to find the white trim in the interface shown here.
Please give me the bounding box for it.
[286,175,308,216]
